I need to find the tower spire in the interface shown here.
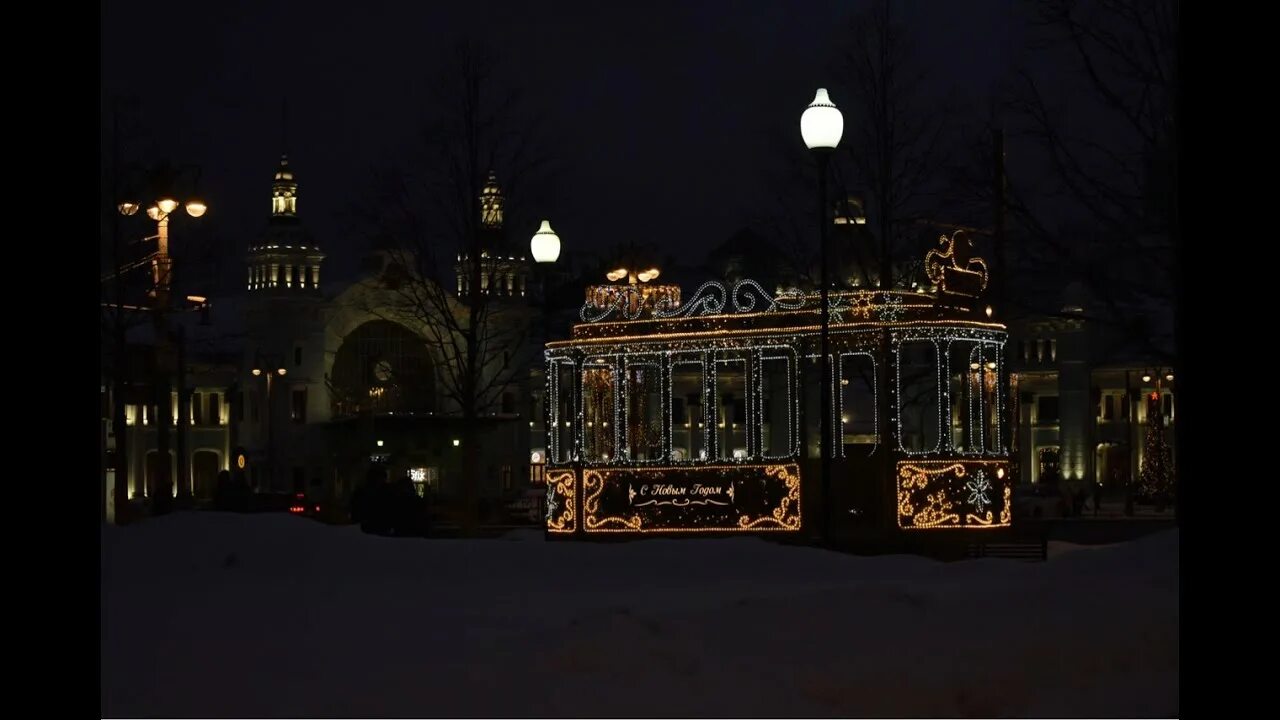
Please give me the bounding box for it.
[271,153,297,217]
[281,97,289,156]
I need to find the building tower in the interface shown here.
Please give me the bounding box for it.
[456,170,530,299]
[243,152,329,493]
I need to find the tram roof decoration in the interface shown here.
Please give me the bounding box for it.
[924,230,989,299]
[583,267,682,322]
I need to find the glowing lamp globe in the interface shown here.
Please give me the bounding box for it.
[157,198,179,215]
[530,220,561,263]
[801,88,843,150]
[185,200,207,218]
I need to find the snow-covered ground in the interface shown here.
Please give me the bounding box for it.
[101,515,1178,717]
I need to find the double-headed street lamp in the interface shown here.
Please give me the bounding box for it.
[251,357,288,491]
[801,88,844,545]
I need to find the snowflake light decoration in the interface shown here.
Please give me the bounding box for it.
[965,469,992,514]
[878,293,905,322]
[849,292,874,319]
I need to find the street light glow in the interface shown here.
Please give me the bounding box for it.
[252,368,262,376]
[185,200,207,218]
[530,220,561,263]
[801,88,843,150]
[157,198,179,215]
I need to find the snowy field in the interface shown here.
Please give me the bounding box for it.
[101,514,1178,717]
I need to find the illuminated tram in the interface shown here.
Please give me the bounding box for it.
[543,232,1011,542]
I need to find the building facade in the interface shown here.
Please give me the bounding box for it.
[1008,292,1175,494]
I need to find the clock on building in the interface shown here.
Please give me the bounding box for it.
[373,360,393,383]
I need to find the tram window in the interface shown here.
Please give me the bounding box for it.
[802,354,832,458]
[840,354,876,454]
[981,344,1002,452]
[583,358,617,462]
[761,355,792,458]
[670,360,706,461]
[898,341,940,453]
[716,356,748,460]
[625,361,663,461]
[554,361,575,463]
[947,341,981,453]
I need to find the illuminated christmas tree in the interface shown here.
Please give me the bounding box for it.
[1139,393,1173,499]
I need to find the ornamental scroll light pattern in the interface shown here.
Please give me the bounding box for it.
[545,469,577,533]
[736,464,802,530]
[580,464,802,533]
[581,277,807,322]
[897,460,1011,530]
[924,230,989,299]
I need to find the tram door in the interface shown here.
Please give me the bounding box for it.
[838,353,880,530]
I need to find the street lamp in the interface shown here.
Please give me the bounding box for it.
[532,220,563,477]
[531,220,561,264]
[116,167,208,509]
[801,88,843,546]
[251,355,288,492]
[118,185,208,308]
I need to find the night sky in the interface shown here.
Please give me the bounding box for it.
[102,0,1028,294]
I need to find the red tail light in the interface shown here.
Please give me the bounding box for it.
[289,506,305,513]
[314,505,321,512]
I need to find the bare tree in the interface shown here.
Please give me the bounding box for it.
[1001,0,1178,343]
[831,0,955,292]
[347,40,557,534]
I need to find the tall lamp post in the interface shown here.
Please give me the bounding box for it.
[801,88,844,545]
[117,176,207,508]
[531,220,562,486]
[251,358,288,492]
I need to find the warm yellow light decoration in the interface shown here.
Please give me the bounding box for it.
[637,268,661,282]
[546,469,577,533]
[565,464,802,533]
[897,460,1011,530]
[924,230,989,298]
[607,268,628,282]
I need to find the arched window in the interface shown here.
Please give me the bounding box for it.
[330,320,435,417]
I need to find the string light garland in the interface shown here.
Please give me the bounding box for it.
[545,274,1010,538]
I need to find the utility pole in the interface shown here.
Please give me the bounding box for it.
[110,100,132,523]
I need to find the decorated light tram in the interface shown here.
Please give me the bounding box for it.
[543,233,1012,542]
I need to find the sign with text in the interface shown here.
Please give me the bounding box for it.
[581,463,801,533]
